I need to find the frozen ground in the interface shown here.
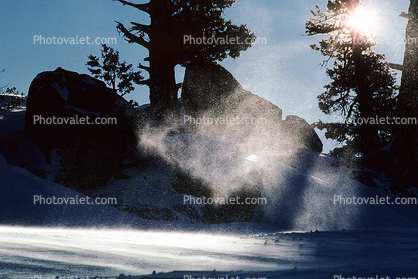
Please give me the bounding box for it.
[0,226,418,279]
[1,110,418,278]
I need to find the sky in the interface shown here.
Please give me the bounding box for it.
[0,0,411,153]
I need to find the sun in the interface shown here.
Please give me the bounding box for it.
[346,7,375,34]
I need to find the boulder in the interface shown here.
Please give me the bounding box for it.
[182,63,282,122]
[281,115,323,153]
[182,62,242,115]
[181,62,322,153]
[24,67,136,186]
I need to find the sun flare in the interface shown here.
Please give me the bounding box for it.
[346,7,375,34]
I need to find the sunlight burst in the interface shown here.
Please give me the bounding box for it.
[346,7,375,34]
[245,154,260,162]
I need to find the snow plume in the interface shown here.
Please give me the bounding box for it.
[138,122,266,198]
[134,70,412,230]
[135,98,418,231]
[137,82,290,199]
[137,105,364,231]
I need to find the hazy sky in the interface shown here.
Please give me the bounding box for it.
[0,0,410,152]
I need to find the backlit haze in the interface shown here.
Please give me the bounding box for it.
[0,0,410,152]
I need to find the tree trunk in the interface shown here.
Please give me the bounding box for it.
[389,0,418,189]
[148,56,178,119]
[148,0,179,122]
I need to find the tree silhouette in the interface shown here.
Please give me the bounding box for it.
[115,0,255,120]
[86,44,143,96]
[387,0,418,189]
[0,69,26,110]
[306,0,398,156]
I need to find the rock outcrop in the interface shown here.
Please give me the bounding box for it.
[182,62,322,153]
[24,67,136,187]
[281,115,323,153]
[182,62,282,125]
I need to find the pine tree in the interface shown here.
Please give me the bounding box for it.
[387,0,418,189]
[86,44,143,96]
[0,69,26,111]
[115,0,255,120]
[306,0,398,156]
[0,87,26,111]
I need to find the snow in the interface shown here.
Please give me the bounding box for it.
[81,74,101,85]
[136,103,150,111]
[1,226,418,279]
[1,109,418,278]
[0,152,140,227]
[88,168,204,223]
[142,132,418,230]
[0,110,26,142]
[51,83,70,101]
[0,149,7,167]
[63,104,102,117]
[256,151,418,230]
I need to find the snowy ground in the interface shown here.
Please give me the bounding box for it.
[1,109,418,278]
[1,226,418,279]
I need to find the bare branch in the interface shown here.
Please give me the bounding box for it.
[130,22,151,35]
[400,11,415,20]
[389,63,404,72]
[116,21,150,49]
[114,0,150,13]
[137,79,150,86]
[346,96,358,119]
[138,63,150,72]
